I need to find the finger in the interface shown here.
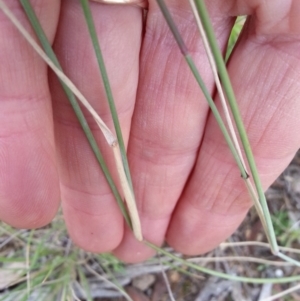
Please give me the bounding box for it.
[222,0,300,35]
[50,0,142,253]
[113,1,236,262]
[167,1,300,254]
[0,0,61,228]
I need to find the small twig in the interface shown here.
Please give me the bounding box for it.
[25,238,31,299]
[70,284,82,301]
[0,229,26,249]
[159,256,176,301]
[220,241,300,254]
[277,251,300,268]
[262,283,300,301]
[146,240,300,284]
[188,255,293,267]
[84,264,133,301]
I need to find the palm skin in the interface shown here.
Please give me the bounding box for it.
[0,0,300,263]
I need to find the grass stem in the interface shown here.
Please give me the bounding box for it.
[79,0,142,240]
[156,0,247,179]
[192,0,277,251]
[146,241,300,284]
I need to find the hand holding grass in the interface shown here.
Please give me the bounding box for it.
[1,0,300,264]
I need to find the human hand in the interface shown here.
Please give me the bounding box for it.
[1,0,300,263]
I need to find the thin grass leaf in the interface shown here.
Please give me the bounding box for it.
[0,257,25,263]
[70,285,82,301]
[188,255,294,267]
[262,283,300,301]
[158,257,176,301]
[192,0,277,251]
[220,241,300,254]
[188,0,269,237]
[0,229,25,249]
[28,231,50,270]
[79,0,134,190]
[155,0,247,178]
[18,0,131,227]
[41,257,66,285]
[155,0,300,267]
[84,264,133,301]
[79,0,142,240]
[25,233,32,299]
[225,16,246,61]
[59,284,67,301]
[77,267,93,301]
[192,0,300,267]
[146,241,300,284]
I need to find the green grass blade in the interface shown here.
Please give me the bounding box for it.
[155,0,300,266]
[77,267,93,301]
[80,0,134,192]
[20,0,131,228]
[79,0,142,240]
[155,0,247,179]
[277,251,300,268]
[155,0,273,248]
[192,0,277,250]
[146,241,300,284]
[225,16,245,61]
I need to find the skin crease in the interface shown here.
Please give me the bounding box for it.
[0,0,300,262]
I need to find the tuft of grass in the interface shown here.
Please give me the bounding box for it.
[0,213,131,300]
